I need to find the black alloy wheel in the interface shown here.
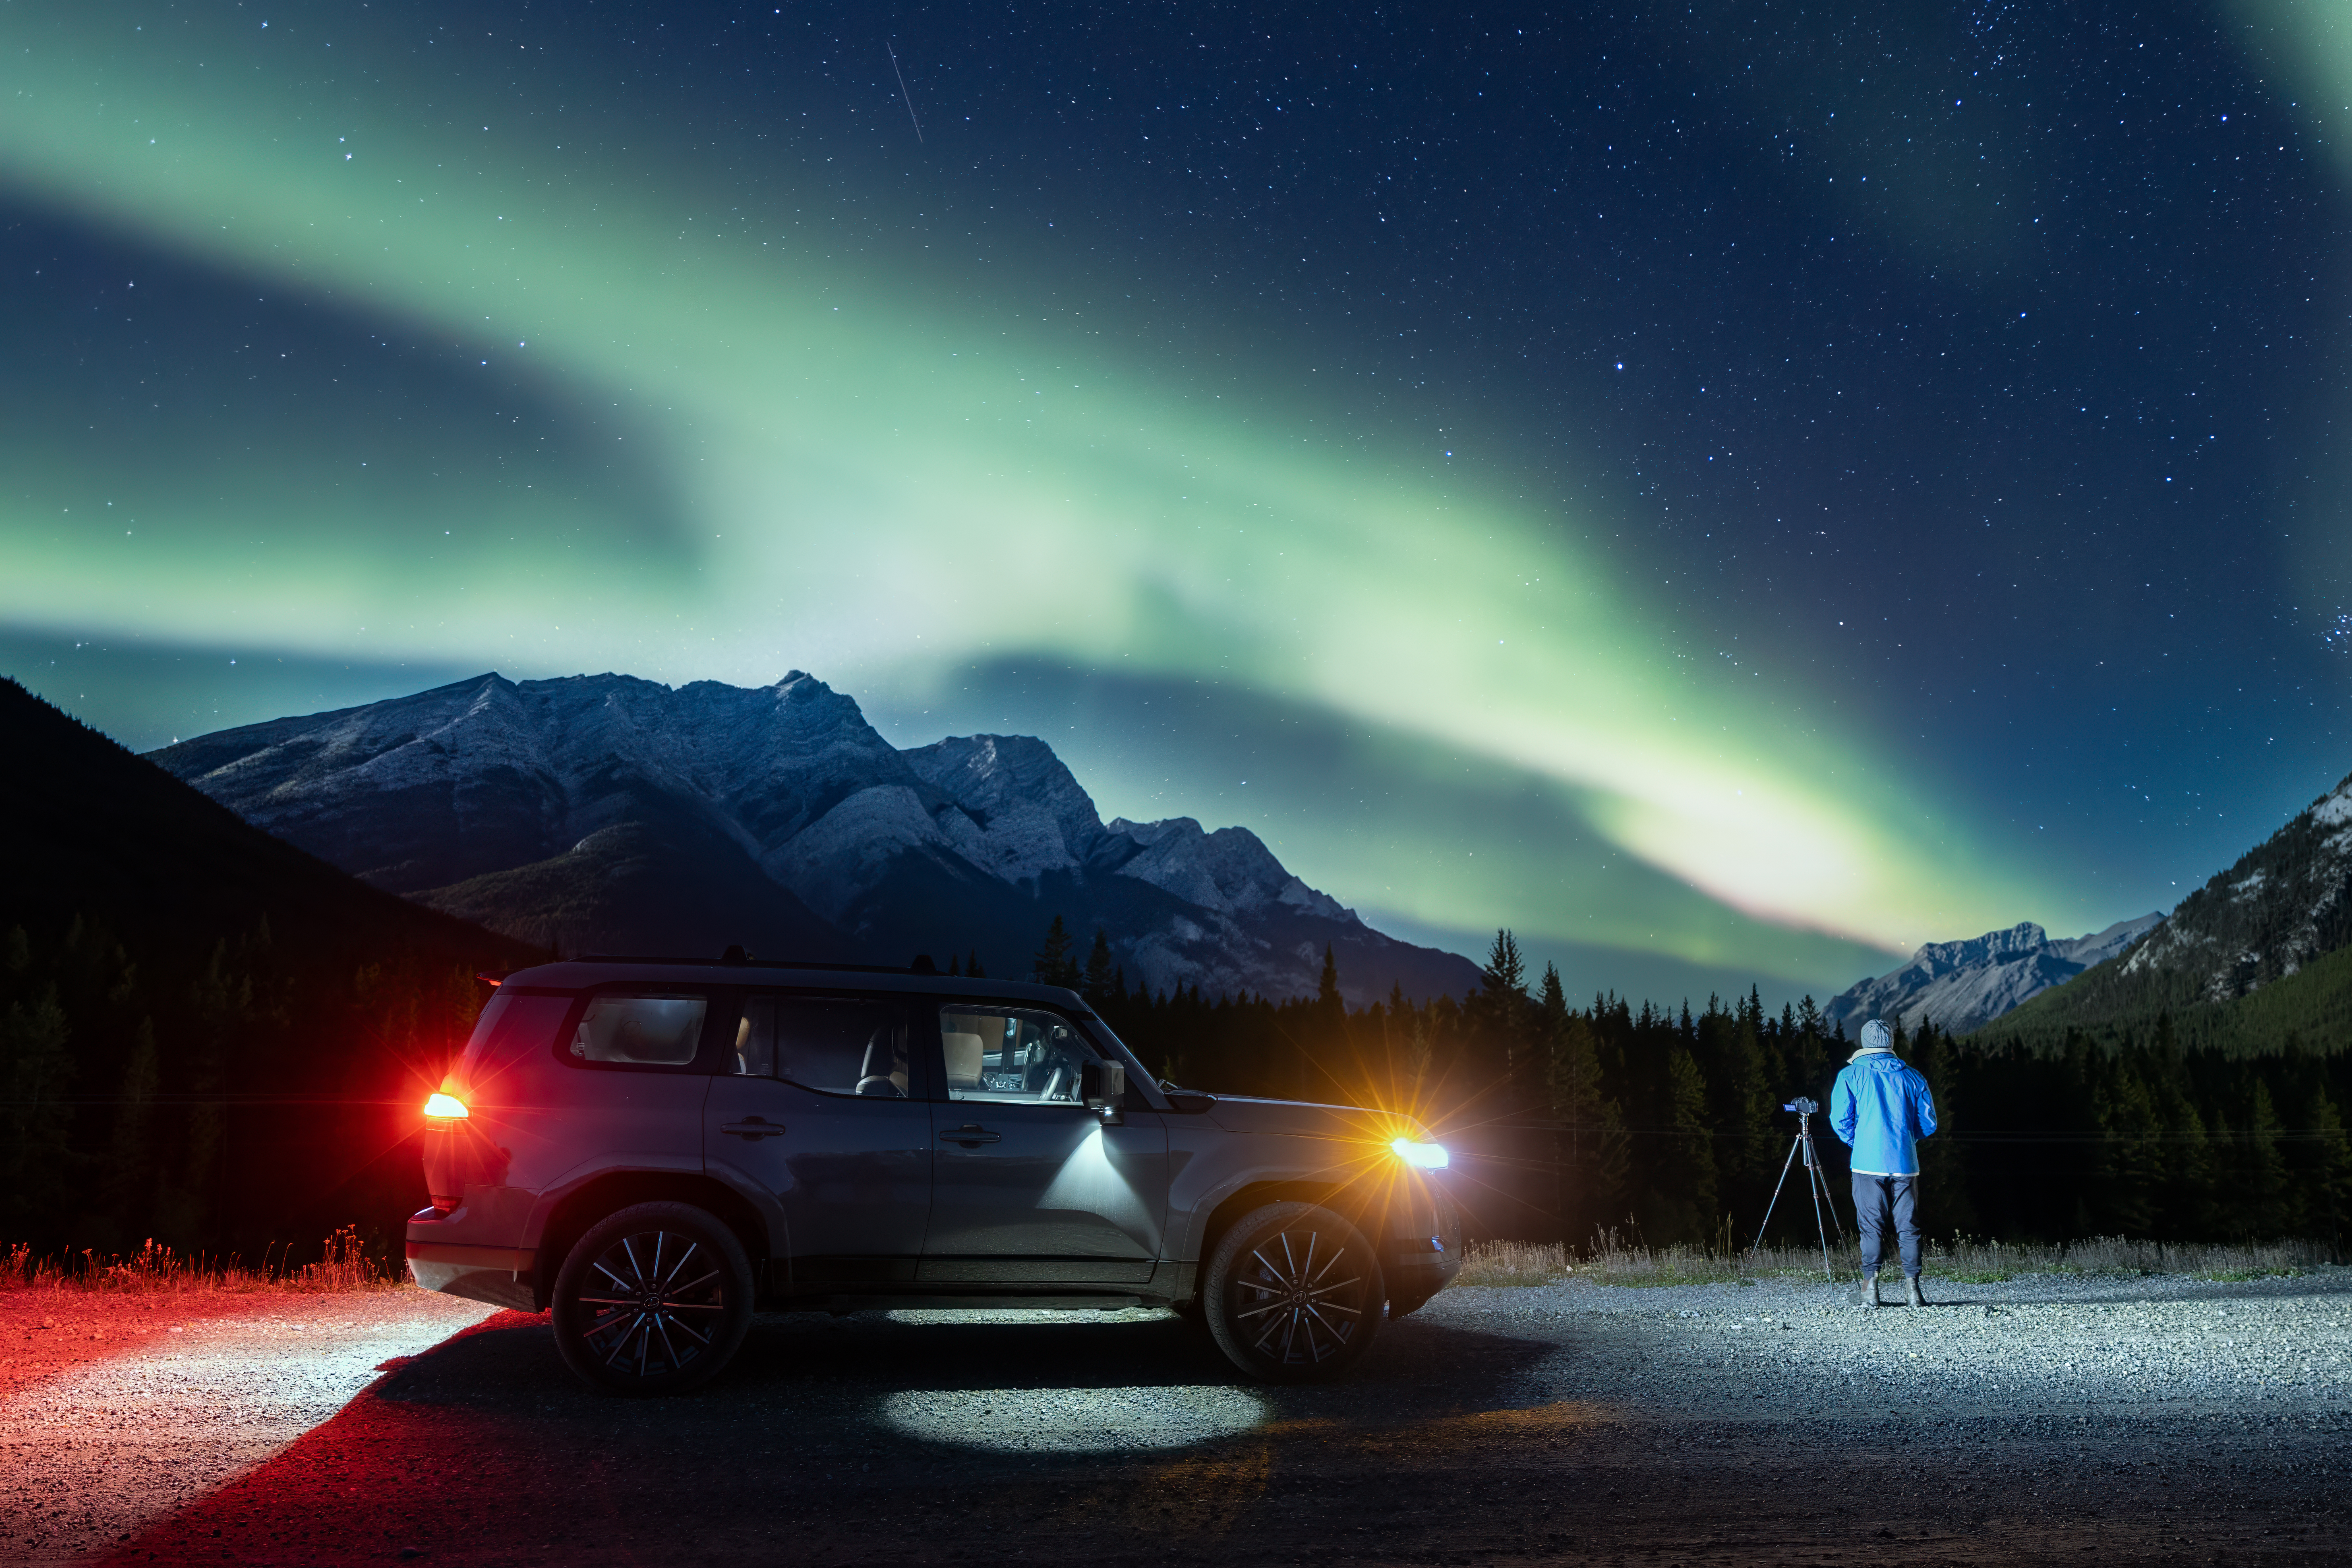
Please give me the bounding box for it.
[1203,1200,1383,1382]
[551,1201,754,1395]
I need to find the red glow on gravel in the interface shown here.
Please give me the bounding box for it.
[95,1311,547,1568]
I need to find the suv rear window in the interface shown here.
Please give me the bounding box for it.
[570,995,708,1065]
[458,990,575,1078]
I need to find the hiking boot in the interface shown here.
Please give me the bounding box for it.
[1859,1273,1882,1308]
[1906,1276,1926,1308]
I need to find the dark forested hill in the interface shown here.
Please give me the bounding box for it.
[0,678,539,1260]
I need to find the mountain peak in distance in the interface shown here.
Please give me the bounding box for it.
[149,671,1480,1005]
[1824,913,2163,1038]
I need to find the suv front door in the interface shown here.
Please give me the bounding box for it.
[705,994,932,1287]
[921,1004,1168,1284]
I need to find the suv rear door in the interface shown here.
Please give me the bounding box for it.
[919,1003,1168,1284]
[704,993,932,1286]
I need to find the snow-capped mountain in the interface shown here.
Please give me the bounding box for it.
[1824,913,2163,1037]
[148,672,1480,1005]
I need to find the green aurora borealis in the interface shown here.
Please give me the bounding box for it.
[8,2,2345,1001]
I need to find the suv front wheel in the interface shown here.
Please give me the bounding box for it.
[1203,1201,1383,1382]
[551,1201,754,1395]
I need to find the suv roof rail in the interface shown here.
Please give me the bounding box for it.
[569,950,948,976]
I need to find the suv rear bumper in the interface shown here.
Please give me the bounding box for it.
[406,1213,538,1311]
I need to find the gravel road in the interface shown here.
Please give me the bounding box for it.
[0,1291,495,1566]
[1420,1266,2352,1427]
[7,1267,2346,1566]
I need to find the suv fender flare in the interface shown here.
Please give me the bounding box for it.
[1190,1179,1390,1295]
[527,1168,769,1311]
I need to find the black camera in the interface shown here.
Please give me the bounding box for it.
[1782,1096,1819,1115]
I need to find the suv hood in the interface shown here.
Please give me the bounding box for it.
[1204,1095,1429,1143]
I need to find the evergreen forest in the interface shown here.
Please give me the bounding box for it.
[1040,920,2352,1251]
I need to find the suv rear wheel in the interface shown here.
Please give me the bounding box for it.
[1203,1201,1383,1382]
[551,1201,754,1395]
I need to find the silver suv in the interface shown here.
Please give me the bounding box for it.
[406,955,1461,1394]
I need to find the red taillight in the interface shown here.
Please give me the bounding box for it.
[423,1091,469,1120]
[428,1193,461,1214]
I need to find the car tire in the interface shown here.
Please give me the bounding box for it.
[551,1201,754,1396]
[1202,1201,1383,1382]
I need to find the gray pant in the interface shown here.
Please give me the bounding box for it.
[1851,1173,1921,1279]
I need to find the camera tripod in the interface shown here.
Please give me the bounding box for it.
[1752,1100,1846,1280]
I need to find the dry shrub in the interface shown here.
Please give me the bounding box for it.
[0,1225,404,1295]
[1453,1240,1574,1286]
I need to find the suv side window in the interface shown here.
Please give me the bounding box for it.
[568,994,708,1067]
[938,1007,1100,1104]
[740,995,911,1098]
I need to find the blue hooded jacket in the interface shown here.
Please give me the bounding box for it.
[1831,1020,1938,1177]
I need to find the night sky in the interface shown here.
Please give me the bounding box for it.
[5,0,2348,1006]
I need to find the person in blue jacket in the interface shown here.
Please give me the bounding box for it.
[1830,1018,1939,1307]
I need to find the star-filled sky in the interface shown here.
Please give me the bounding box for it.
[6,0,2350,1007]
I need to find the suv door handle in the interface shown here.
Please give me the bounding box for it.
[721,1118,787,1140]
[938,1125,1001,1146]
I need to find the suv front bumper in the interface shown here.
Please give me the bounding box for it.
[1383,1177,1463,1305]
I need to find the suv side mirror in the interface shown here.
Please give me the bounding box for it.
[1081,1060,1126,1111]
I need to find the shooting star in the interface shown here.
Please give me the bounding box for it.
[888,41,924,143]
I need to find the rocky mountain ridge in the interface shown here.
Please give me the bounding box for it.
[1966,767,2352,1052]
[2116,774,2352,1001]
[1825,913,2163,1037]
[149,671,1480,1005]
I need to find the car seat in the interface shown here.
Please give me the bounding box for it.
[941,1031,986,1096]
[854,1028,907,1097]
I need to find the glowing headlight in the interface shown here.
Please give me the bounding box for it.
[1390,1137,1449,1169]
[422,1092,470,1120]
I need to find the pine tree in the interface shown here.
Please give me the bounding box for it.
[1032,917,1080,988]
[2242,1079,2291,1238]
[1712,986,1777,1224]
[1541,967,1619,1238]
[1081,929,1115,1003]
[966,948,986,979]
[1650,1045,1718,1245]
[161,938,260,1246]
[0,983,73,1245]
[2091,1050,2162,1236]
[1472,929,1534,1114]
[1903,1019,1976,1237]
[101,1017,160,1245]
[2299,1087,2352,1246]
[1481,929,1526,998]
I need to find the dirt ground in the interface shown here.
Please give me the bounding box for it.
[2,1268,2334,1568]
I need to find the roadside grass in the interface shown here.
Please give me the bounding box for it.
[1,1226,406,1295]
[1451,1240,1575,1287]
[1453,1230,2341,1290]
